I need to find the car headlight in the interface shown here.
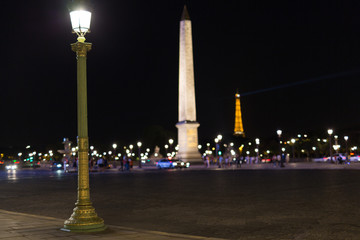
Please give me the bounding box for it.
[57,164,62,168]
[181,162,184,166]
[12,165,17,170]
[173,162,177,166]
[186,162,190,167]
[6,165,11,170]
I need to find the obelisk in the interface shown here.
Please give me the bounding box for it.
[176,5,202,163]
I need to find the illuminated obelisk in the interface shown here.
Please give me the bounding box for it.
[176,6,201,162]
[234,91,245,137]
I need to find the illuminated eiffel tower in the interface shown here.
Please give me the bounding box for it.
[234,91,245,137]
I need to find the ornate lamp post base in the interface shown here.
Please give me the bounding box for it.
[62,204,105,232]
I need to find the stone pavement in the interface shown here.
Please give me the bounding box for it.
[0,209,224,240]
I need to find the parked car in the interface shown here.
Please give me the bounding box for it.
[323,153,347,163]
[156,159,174,169]
[349,155,360,162]
[173,159,190,168]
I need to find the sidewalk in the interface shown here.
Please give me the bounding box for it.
[0,210,224,240]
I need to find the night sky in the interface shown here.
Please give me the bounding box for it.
[1,0,360,151]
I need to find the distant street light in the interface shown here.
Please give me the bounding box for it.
[63,0,105,232]
[327,129,333,163]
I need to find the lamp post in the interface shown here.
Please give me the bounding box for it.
[277,130,284,167]
[255,138,260,164]
[328,129,333,163]
[169,139,174,156]
[276,130,282,155]
[112,143,117,161]
[291,138,296,159]
[215,138,219,166]
[344,136,349,162]
[334,135,339,154]
[137,142,142,168]
[165,144,169,156]
[63,0,105,232]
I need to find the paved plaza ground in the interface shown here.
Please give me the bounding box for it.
[1,162,360,239]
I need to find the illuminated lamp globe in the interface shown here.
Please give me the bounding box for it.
[69,0,92,42]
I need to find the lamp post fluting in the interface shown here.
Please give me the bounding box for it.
[63,1,105,232]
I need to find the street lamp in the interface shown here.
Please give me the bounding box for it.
[327,129,333,163]
[63,0,105,232]
[137,142,142,168]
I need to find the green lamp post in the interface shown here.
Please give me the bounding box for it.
[62,0,106,232]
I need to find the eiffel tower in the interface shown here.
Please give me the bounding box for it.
[234,91,245,137]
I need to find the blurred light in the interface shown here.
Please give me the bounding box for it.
[70,10,92,38]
